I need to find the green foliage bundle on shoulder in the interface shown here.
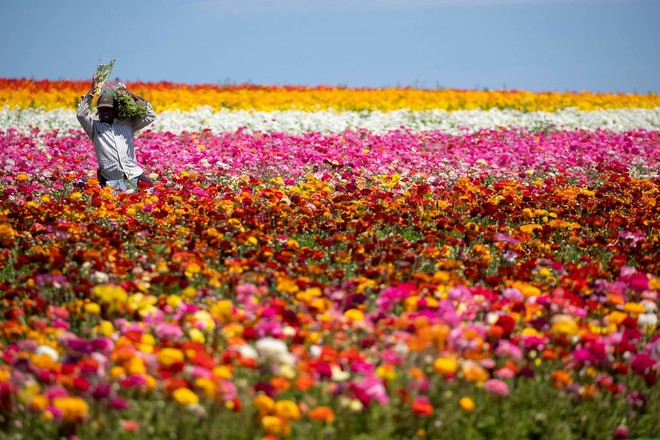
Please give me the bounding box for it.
[113,90,148,119]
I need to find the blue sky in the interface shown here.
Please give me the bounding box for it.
[1,0,659,93]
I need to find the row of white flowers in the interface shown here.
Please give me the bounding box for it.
[2,105,659,135]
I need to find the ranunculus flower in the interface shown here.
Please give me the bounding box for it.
[274,399,301,421]
[459,396,475,412]
[172,388,199,406]
[433,356,458,377]
[51,397,89,423]
[308,406,335,423]
[411,397,434,416]
[157,348,185,367]
[483,379,510,397]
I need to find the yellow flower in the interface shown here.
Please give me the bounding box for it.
[522,208,534,220]
[157,348,185,367]
[623,302,645,314]
[520,224,542,234]
[344,308,364,321]
[93,284,127,311]
[551,315,579,336]
[458,397,475,412]
[52,397,89,423]
[538,267,551,278]
[276,276,299,294]
[376,364,397,381]
[192,310,216,331]
[511,281,541,298]
[30,394,49,412]
[195,378,216,398]
[98,320,115,337]
[182,286,197,299]
[211,299,234,320]
[166,294,183,309]
[275,399,302,421]
[189,328,205,343]
[110,366,126,379]
[212,365,233,380]
[261,415,291,437]
[144,375,157,391]
[127,293,158,316]
[84,302,101,315]
[172,388,199,406]
[253,394,275,414]
[433,357,458,377]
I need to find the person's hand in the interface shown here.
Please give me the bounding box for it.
[117,85,146,103]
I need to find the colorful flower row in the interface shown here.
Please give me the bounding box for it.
[2,78,660,112]
[1,128,658,188]
[2,106,660,135]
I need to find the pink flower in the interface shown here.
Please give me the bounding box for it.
[155,323,184,340]
[495,368,515,379]
[483,379,510,397]
[495,341,523,361]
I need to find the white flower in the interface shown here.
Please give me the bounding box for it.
[638,313,657,328]
[35,345,59,362]
[309,345,322,358]
[91,271,109,284]
[255,337,295,366]
[234,344,257,360]
[331,365,351,382]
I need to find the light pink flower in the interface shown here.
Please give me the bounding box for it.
[483,379,510,397]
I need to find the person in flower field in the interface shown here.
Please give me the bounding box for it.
[77,72,156,191]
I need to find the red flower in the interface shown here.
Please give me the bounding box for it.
[411,397,434,417]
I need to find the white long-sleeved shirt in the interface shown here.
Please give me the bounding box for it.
[76,94,156,181]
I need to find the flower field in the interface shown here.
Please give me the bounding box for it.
[0,80,659,440]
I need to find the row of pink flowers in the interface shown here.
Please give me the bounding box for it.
[1,127,658,189]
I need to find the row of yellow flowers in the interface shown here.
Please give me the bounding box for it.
[1,78,659,112]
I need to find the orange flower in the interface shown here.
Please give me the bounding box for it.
[551,370,573,389]
[462,360,490,382]
[0,223,17,246]
[270,376,291,393]
[308,406,335,423]
[294,375,315,391]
